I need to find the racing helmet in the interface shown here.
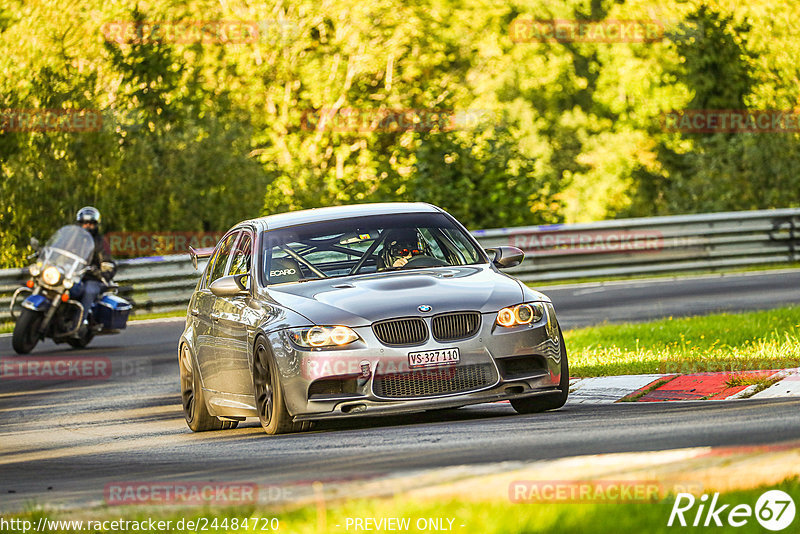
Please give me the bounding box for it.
[76,206,101,235]
[381,228,428,267]
[76,206,101,225]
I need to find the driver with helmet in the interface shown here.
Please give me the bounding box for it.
[380,228,430,269]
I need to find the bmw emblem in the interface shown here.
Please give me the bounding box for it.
[418,305,432,313]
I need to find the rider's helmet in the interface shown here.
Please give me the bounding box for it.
[76,206,101,236]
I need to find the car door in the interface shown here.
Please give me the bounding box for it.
[196,231,238,390]
[208,230,257,396]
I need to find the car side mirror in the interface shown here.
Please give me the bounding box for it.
[30,237,40,251]
[209,274,250,297]
[485,246,524,269]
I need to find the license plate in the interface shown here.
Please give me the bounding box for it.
[408,348,460,368]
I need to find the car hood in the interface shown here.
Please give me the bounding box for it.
[264,265,534,326]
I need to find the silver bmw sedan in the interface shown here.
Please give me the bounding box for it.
[179,202,567,434]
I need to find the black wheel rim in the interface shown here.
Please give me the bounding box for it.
[254,344,273,427]
[179,345,195,422]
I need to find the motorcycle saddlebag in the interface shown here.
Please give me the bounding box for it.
[94,294,132,330]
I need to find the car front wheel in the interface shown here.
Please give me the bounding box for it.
[510,327,569,414]
[253,338,311,435]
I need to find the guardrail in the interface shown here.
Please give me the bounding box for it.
[0,254,205,323]
[2,208,799,322]
[477,207,800,282]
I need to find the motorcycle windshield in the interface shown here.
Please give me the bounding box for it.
[41,225,95,277]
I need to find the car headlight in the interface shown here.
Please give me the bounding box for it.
[288,326,361,348]
[41,266,63,286]
[29,262,42,277]
[496,302,545,327]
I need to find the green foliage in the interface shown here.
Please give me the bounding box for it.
[622,3,800,217]
[1,0,799,266]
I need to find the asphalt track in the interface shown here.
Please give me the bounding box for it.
[1,269,800,512]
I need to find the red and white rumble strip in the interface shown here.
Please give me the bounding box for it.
[566,368,800,403]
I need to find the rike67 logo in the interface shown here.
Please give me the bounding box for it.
[668,490,795,531]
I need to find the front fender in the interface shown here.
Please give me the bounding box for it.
[22,294,51,312]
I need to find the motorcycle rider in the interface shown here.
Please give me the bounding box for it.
[74,206,116,337]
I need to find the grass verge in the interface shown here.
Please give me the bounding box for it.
[4,477,799,533]
[128,310,186,321]
[565,305,800,377]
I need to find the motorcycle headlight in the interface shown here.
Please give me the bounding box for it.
[63,278,74,289]
[496,302,545,327]
[42,266,63,286]
[288,326,360,348]
[29,262,42,277]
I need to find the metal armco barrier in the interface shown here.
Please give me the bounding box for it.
[2,208,799,321]
[476,207,800,282]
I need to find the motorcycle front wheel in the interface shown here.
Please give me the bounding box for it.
[12,309,44,354]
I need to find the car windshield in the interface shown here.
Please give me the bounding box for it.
[259,212,486,285]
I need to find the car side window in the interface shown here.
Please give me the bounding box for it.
[207,232,238,285]
[419,229,448,262]
[228,233,252,277]
[442,228,480,263]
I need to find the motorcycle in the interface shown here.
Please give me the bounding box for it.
[9,225,132,354]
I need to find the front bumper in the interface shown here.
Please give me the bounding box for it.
[267,303,563,420]
[292,377,562,421]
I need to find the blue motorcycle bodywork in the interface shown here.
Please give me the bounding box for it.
[20,288,131,331]
[21,294,50,312]
[93,294,132,330]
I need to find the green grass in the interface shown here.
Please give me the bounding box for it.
[565,305,800,377]
[128,310,186,321]
[4,477,800,533]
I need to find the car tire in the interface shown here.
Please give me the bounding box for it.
[179,344,238,432]
[12,309,44,355]
[253,337,309,435]
[510,327,569,414]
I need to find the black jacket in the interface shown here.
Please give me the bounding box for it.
[85,233,116,281]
